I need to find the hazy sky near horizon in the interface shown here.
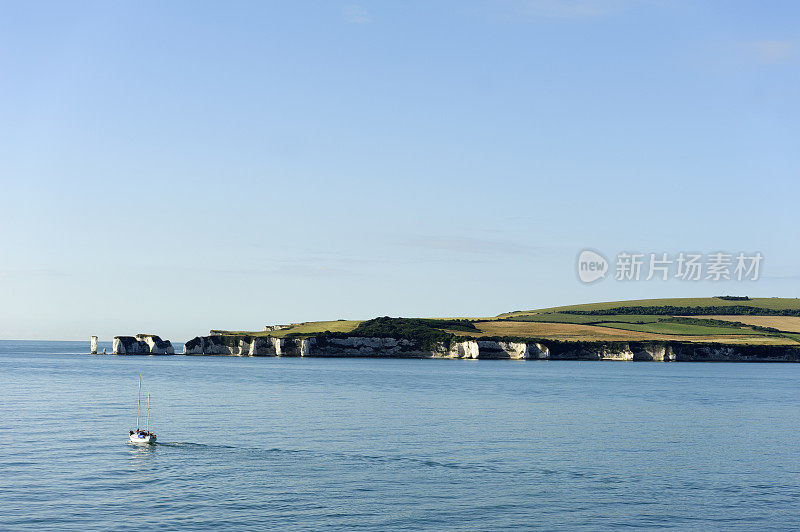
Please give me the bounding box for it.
[1,0,799,340]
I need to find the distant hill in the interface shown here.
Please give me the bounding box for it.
[498,297,800,318]
[487,297,800,345]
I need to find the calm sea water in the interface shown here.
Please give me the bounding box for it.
[2,340,800,530]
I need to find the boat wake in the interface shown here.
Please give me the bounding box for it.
[146,441,494,471]
[154,441,238,450]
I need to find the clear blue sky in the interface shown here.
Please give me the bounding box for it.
[1,1,798,340]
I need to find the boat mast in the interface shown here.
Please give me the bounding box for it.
[137,374,141,430]
[147,393,150,432]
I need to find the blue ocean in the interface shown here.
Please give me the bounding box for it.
[2,340,799,530]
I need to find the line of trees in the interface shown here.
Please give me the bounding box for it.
[564,306,800,316]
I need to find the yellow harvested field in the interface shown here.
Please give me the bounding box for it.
[470,321,656,339]
[456,320,795,344]
[690,315,800,333]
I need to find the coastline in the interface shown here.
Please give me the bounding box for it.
[103,334,800,362]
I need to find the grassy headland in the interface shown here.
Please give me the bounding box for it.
[209,296,800,346]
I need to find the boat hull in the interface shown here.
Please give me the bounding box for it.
[128,433,156,444]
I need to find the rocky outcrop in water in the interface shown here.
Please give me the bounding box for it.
[112,334,175,355]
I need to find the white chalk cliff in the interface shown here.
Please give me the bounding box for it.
[178,335,800,362]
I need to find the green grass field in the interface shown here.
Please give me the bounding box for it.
[783,333,800,343]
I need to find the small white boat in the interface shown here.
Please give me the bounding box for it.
[129,375,157,444]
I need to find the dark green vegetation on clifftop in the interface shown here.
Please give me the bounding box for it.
[284,317,478,350]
